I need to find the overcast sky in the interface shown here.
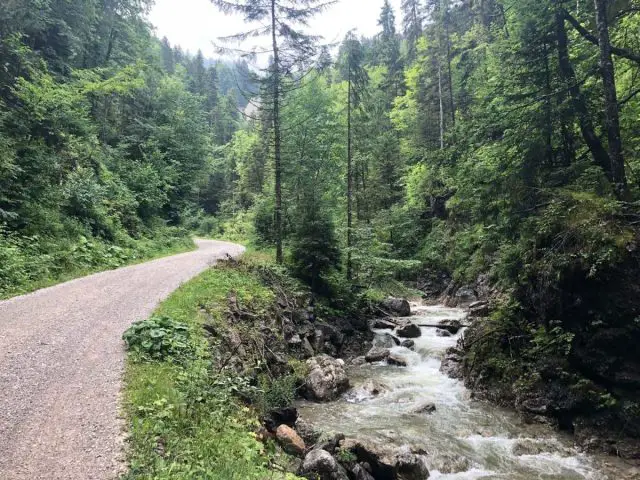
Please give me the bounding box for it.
[148,0,402,60]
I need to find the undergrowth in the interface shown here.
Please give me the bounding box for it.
[122,253,301,480]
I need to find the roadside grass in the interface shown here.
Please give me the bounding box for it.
[0,231,195,300]
[122,254,299,480]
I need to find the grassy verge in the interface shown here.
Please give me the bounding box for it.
[0,229,195,300]
[122,253,301,480]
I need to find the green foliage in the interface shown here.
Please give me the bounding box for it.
[123,316,194,362]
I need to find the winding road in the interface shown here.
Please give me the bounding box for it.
[0,239,244,480]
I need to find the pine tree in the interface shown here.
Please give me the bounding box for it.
[211,0,334,263]
[378,0,403,97]
[338,32,368,280]
[401,0,424,60]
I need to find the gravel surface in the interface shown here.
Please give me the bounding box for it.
[0,239,244,480]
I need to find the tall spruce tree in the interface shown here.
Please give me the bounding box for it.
[211,0,334,263]
[339,32,368,280]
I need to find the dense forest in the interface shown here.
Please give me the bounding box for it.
[2,0,640,465]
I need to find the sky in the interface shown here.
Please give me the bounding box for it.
[148,0,403,60]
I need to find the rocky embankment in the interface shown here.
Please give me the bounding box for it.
[258,298,471,480]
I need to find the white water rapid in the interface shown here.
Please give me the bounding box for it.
[297,304,631,479]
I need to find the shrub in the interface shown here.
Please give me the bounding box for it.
[123,315,194,362]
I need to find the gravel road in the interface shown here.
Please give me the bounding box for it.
[0,239,244,480]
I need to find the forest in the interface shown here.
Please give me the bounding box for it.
[1,0,640,476]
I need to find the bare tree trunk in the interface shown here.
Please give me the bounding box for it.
[271,0,283,263]
[555,9,612,179]
[347,66,353,280]
[593,0,628,197]
[438,60,444,150]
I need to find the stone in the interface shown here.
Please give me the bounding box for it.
[296,418,322,446]
[365,347,391,363]
[303,337,315,358]
[373,332,400,349]
[264,406,298,432]
[468,301,489,317]
[412,402,436,414]
[352,463,375,480]
[395,451,430,480]
[454,286,477,307]
[437,319,463,334]
[288,333,302,345]
[396,321,421,339]
[429,455,471,474]
[388,352,409,367]
[314,432,346,454]
[351,356,367,366]
[436,328,452,337]
[440,347,463,379]
[381,297,412,317]
[300,448,350,480]
[304,354,350,401]
[401,339,415,349]
[371,318,398,330]
[276,424,306,457]
[339,439,429,480]
[362,379,389,396]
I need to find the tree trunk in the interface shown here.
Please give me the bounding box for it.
[271,0,283,263]
[443,1,455,125]
[347,66,353,280]
[438,60,444,150]
[593,0,627,197]
[555,9,612,179]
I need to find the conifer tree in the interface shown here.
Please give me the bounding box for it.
[211,0,334,263]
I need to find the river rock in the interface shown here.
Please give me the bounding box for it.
[351,356,367,366]
[352,463,375,480]
[314,432,346,454]
[373,332,401,349]
[365,347,391,363]
[429,455,471,474]
[371,318,398,330]
[300,448,350,480]
[401,339,415,350]
[339,439,429,480]
[361,379,389,396]
[412,402,436,414]
[381,297,412,317]
[304,355,350,401]
[396,321,421,339]
[276,424,306,456]
[436,328,452,337]
[388,352,409,367]
[453,286,477,307]
[264,406,298,431]
[468,301,489,317]
[440,347,463,379]
[296,418,322,446]
[437,319,463,334]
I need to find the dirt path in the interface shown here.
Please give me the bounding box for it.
[0,239,244,480]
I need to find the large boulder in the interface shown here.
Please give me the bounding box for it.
[300,448,350,480]
[373,332,401,349]
[352,463,375,480]
[440,347,464,379]
[304,355,350,401]
[276,424,306,457]
[396,321,421,339]
[365,347,391,363]
[468,301,489,317]
[453,286,477,307]
[339,439,430,479]
[381,297,412,317]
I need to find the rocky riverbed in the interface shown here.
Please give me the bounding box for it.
[287,303,637,479]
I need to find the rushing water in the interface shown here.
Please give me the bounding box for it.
[297,304,631,479]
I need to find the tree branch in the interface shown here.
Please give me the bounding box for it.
[562,9,640,65]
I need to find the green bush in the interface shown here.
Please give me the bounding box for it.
[123,315,194,362]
